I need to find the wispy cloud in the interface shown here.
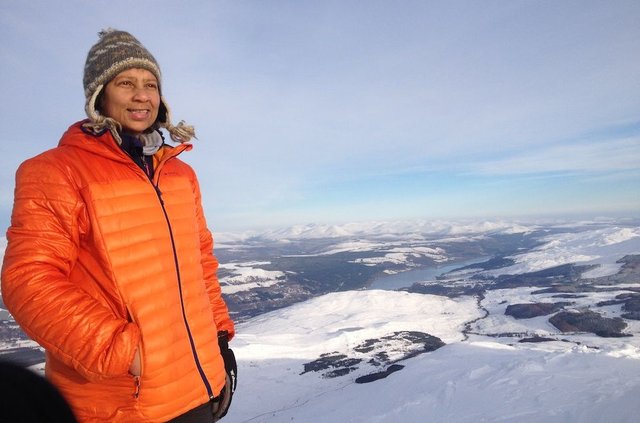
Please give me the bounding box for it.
[1,1,639,231]
[470,135,640,176]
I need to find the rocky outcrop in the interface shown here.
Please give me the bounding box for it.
[355,364,405,384]
[300,331,445,379]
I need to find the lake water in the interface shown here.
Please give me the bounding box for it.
[368,257,487,291]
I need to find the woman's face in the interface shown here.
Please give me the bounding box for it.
[101,68,160,135]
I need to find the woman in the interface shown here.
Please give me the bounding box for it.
[1,29,236,422]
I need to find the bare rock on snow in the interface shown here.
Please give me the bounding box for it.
[301,331,445,379]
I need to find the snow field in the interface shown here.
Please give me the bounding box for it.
[229,290,640,422]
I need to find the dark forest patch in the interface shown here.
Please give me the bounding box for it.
[505,302,571,319]
[549,310,630,338]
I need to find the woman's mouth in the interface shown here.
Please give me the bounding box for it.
[128,109,150,120]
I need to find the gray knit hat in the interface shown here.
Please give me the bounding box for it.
[83,28,195,143]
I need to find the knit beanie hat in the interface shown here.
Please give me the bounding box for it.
[83,28,195,143]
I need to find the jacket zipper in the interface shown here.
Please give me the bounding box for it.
[122,144,214,399]
[151,167,214,400]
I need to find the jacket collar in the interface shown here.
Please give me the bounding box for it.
[59,120,192,163]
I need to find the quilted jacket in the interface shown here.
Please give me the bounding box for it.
[1,121,234,422]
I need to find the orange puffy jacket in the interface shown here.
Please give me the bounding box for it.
[1,121,235,422]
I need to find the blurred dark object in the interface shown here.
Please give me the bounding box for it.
[0,360,77,422]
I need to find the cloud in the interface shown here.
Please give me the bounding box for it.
[166,0,640,197]
[1,1,639,231]
[470,135,640,176]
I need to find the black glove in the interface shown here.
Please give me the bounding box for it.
[213,331,237,420]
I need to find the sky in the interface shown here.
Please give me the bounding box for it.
[1,0,639,232]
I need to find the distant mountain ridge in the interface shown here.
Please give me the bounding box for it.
[216,217,638,243]
[216,219,539,243]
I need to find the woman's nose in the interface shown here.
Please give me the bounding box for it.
[132,86,151,101]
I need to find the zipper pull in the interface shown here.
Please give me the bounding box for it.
[133,376,141,399]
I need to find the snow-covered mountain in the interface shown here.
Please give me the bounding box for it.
[2,218,640,422]
[482,225,640,278]
[220,219,640,422]
[215,219,640,319]
[215,217,634,244]
[228,290,640,423]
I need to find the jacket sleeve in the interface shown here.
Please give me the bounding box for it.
[1,156,140,381]
[190,171,235,340]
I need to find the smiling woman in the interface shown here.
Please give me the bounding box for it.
[1,29,237,423]
[82,29,194,145]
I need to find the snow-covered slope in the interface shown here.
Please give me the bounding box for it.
[228,290,640,423]
[222,219,640,422]
[484,226,640,277]
[2,219,640,422]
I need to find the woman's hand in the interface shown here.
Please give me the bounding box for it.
[129,346,141,376]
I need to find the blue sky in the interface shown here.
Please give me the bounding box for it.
[1,1,639,232]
